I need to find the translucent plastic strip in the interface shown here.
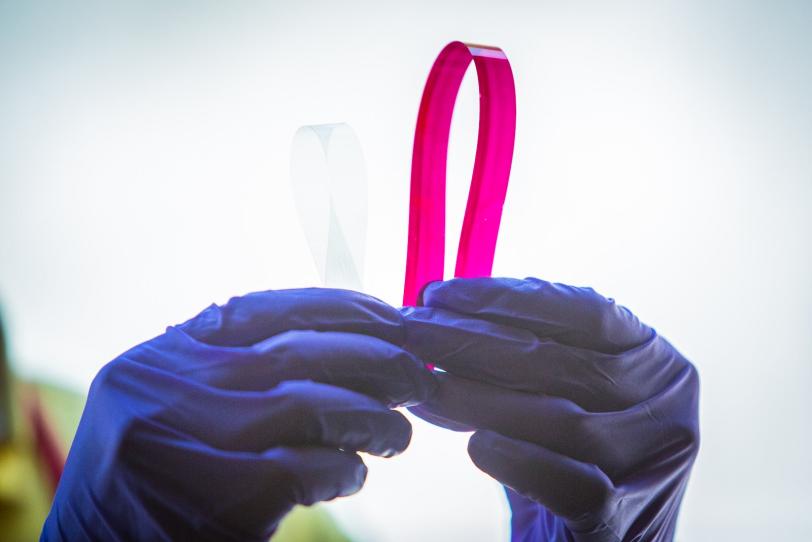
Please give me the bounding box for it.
[291,123,368,290]
[403,41,516,305]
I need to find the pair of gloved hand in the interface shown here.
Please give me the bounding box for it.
[41,277,699,542]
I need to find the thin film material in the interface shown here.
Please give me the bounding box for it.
[290,123,368,290]
[403,41,516,305]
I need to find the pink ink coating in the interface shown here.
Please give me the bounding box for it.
[403,41,517,306]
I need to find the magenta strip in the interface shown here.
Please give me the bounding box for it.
[403,41,516,305]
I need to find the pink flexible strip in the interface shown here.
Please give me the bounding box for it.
[403,41,516,306]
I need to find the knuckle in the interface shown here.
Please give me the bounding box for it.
[89,360,118,392]
[686,360,701,392]
[676,364,701,456]
[87,360,156,467]
[87,358,134,401]
[589,298,616,340]
[579,464,615,513]
[668,417,701,463]
[681,415,701,456]
[569,409,594,442]
[685,422,701,457]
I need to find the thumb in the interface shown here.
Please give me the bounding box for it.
[468,430,618,539]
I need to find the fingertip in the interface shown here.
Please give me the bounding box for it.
[346,454,369,495]
[467,430,528,491]
[467,429,508,469]
[416,278,452,307]
[416,280,443,306]
[326,450,369,504]
[467,430,488,461]
[468,429,495,454]
[346,408,413,458]
[398,360,439,407]
[378,410,413,458]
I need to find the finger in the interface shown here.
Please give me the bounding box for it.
[179,380,413,457]
[120,420,367,539]
[411,372,670,477]
[109,361,413,457]
[403,307,677,411]
[417,277,651,353]
[170,328,436,407]
[468,430,617,535]
[176,288,403,347]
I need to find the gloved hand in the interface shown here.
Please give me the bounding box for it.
[42,288,436,542]
[403,277,699,542]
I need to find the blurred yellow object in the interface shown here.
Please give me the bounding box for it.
[275,505,354,542]
[0,380,64,542]
[0,377,352,541]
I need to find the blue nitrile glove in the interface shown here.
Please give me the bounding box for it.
[42,288,436,542]
[403,277,699,542]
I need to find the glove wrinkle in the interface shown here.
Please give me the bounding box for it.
[42,288,431,541]
[406,277,699,542]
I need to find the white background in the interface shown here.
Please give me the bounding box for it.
[1,1,810,540]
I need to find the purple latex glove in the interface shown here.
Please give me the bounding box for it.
[42,288,435,541]
[402,277,699,542]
